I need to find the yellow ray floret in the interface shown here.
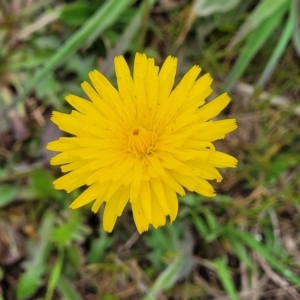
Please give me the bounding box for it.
[47,53,238,234]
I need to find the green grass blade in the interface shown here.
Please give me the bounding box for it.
[87,229,113,263]
[56,275,82,300]
[145,253,191,300]
[293,0,300,55]
[227,234,252,267]
[228,0,288,50]
[45,248,64,300]
[100,0,156,77]
[223,5,288,92]
[191,212,209,236]
[232,228,300,286]
[16,211,55,300]
[214,256,239,300]
[0,0,132,120]
[257,2,294,87]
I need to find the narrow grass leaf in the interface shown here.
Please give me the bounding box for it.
[88,229,112,263]
[227,234,252,267]
[257,4,294,87]
[214,256,239,300]
[145,254,186,300]
[192,213,209,236]
[227,0,288,50]
[292,0,300,55]
[100,0,156,77]
[202,207,218,232]
[57,275,82,300]
[146,224,181,269]
[224,5,288,92]
[232,228,300,286]
[16,211,55,300]
[45,249,64,300]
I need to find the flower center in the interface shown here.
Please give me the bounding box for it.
[128,126,157,155]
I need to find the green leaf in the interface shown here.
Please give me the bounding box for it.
[88,229,112,263]
[100,0,156,77]
[56,275,82,300]
[65,245,81,274]
[51,210,82,246]
[191,212,209,236]
[224,5,288,91]
[292,0,300,55]
[145,253,193,299]
[231,228,300,286]
[227,234,252,267]
[202,207,218,232]
[60,2,93,27]
[30,169,59,200]
[65,54,96,81]
[257,1,294,87]
[0,185,17,208]
[35,74,62,109]
[45,249,64,300]
[214,256,239,300]
[16,211,55,300]
[228,0,289,49]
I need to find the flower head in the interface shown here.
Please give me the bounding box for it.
[47,53,238,233]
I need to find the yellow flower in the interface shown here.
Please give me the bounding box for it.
[47,53,238,233]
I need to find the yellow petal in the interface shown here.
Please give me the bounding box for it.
[53,164,90,190]
[158,65,201,126]
[163,184,178,222]
[114,55,134,97]
[88,70,121,106]
[91,182,111,213]
[69,183,100,209]
[169,170,215,197]
[103,195,119,232]
[197,93,231,122]
[158,55,177,103]
[208,151,238,168]
[161,170,185,196]
[145,58,159,117]
[104,180,123,202]
[116,187,130,216]
[151,193,166,228]
[188,73,212,100]
[192,119,238,141]
[47,139,74,152]
[131,201,149,233]
[150,178,170,215]
[50,153,74,166]
[140,181,152,223]
[61,160,88,173]
[147,154,167,177]
[194,177,216,197]
[186,160,223,182]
